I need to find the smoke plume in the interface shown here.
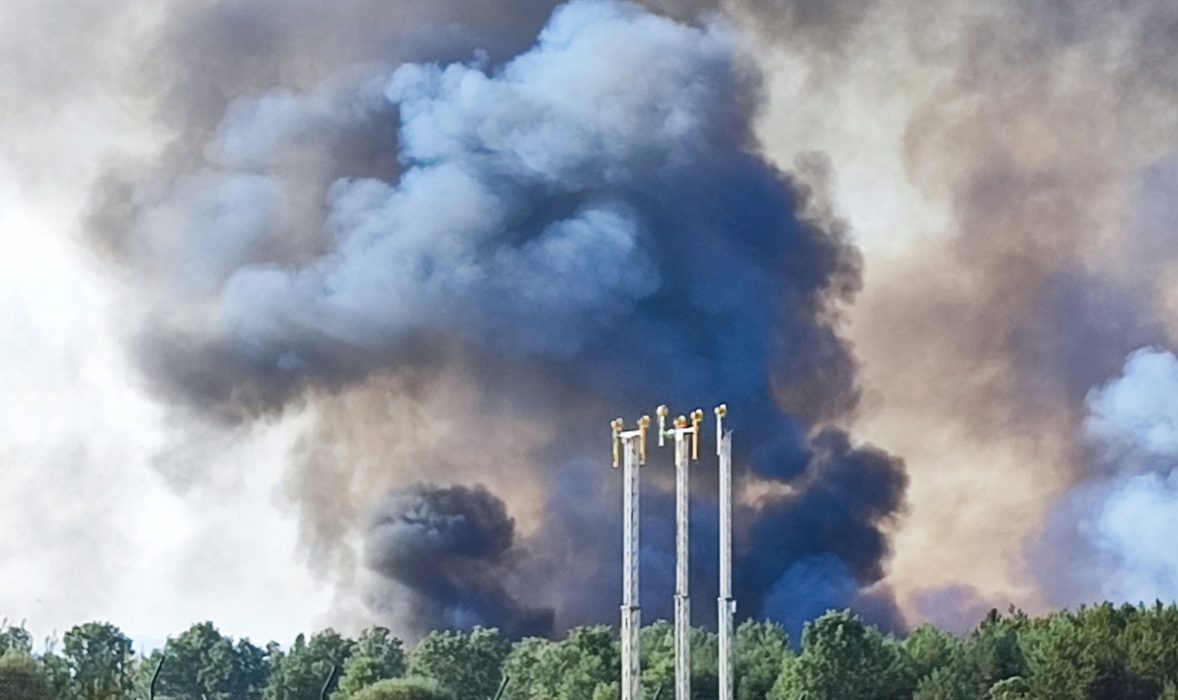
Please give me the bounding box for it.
[363,484,554,638]
[85,0,908,637]
[750,428,908,634]
[721,0,1178,621]
[0,0,1166,640]
[1034,347,1178,605]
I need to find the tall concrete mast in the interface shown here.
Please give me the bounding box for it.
[612,416,650,700]
[716,404,735,700]
[658,406,703,700]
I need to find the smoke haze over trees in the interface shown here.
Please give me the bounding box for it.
[0,0,1176,653]
[8,606,1178,699]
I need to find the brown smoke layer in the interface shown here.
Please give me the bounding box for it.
[730,0,1178,625]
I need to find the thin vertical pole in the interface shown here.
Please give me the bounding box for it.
[718,429,734,700]
[491,675,510,700]
[318,666,339,700]
[674,429,691,700]
[149,653,166,700]
[621,435,642,700]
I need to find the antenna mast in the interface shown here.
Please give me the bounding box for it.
[612,415,650,700]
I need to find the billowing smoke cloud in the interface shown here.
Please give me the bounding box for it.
[85,0,907,637]
[1037,348,1178,604]
[750,429,907,635]
[718,0,1178,621]
[111,0,861,429]
[363,484,554,639]
[0,0,1165,644]
[1086,349,1178,465]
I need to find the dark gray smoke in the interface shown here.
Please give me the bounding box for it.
[85,0,907,637]
[363,484,554,639]
[746,428,908,635]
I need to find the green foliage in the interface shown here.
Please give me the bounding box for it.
[150,621,272,699]
[633,620,719,700]
[408,627,508,700]
[0,650,53,700]
[968,609,1028,689]
[734,620,791,700]
[904,625,959,685]
[638,620,675,695]
[38,648,72,698]
[687,627,719,699]
[913,610,1027,700]
[0,625,33,655]
[988,675,1031,700]
[350,677,453,700]
[769,610,916,700]
[1022,603,1157,700]
[63,621,136,700]
[1123,602,1178,690]
[590,680,619,700]
[501,633,576,700]
[500,637,553,699]
[162,621,233,698]
[546,626,620,700]
[23,602,1178,700]
[504,622,733,700]
[263,629,354,700]
[913,664,977,700]
[337,627,407,699]
[235,639,275,699]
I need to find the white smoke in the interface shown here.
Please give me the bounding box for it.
[1085,348,1178,464]
[205,1,737,370]
[1079,348,1178,602]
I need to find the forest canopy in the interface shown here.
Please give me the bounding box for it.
[4,603,1178,699]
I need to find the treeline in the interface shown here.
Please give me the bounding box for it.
[5,602,1178,699]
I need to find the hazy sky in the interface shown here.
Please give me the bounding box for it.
[0,107,335,649]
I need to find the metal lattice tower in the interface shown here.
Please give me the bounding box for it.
[674,425,691,700]
[716,404,735,700]
[616,403,733,700]
[657,406,703,700]
[612,416,650,700]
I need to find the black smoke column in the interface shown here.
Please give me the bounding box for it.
[363,484,554,639]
